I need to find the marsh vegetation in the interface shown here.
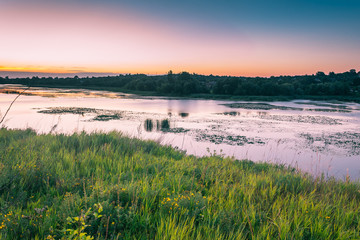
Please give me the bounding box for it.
[0,129,359,239]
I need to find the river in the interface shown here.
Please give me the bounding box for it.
[1,85,360,180]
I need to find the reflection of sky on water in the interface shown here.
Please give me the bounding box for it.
[1,87,360,181]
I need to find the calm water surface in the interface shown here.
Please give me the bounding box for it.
[1,85,360,180]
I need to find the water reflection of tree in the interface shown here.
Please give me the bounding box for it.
[144,119,153,132]
[167,98,194,118]
[144,119,170,132]
[179,112,189,118]
[160,119,170,130]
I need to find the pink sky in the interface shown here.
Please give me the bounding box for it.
[0,2,359,77]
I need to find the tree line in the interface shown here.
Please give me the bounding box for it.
[1,69,359,97]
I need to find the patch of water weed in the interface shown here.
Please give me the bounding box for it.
[195,132,266,146]
[209,124,222,130]
[38,107,98,115]
[299,132,360,155]
[219,111,241,116]
[162,127,190,133]
[38,107,122,122]
[222,102,303,111]
[306,108,352,113]
[90,114,121,121]
[257,114,342,125]
[294,101,349,109]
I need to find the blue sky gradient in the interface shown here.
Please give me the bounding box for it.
[0,0,359,76]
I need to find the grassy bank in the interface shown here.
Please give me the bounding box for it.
[0,129,359,239]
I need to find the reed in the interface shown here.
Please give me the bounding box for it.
[0,128,359,239]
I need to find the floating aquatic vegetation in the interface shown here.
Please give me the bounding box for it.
[222,103,303,111]
[299,132,360,155]
[209,124,222,130]
[38,107,98,115]
[294,101,349,109]
[90,114,121,121]
[38,107,122,121]
[221,111,240,116]
[195,132,266,146]
[257,114,342,125]
[161,128,190,133]
[306,108,352,113]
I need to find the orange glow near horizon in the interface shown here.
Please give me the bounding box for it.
[0,66,96,74]
[0,2,359,77]
[0,62,358,78]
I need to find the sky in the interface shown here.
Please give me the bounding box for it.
[0,0,359,77]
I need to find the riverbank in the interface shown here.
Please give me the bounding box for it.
[0,129,359,239]
[2,83,360,103]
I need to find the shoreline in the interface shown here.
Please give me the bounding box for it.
[1,83,360,103]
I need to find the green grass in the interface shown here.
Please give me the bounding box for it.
[0,128,359,239]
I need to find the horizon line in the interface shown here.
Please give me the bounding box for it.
[0,69,358,79]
